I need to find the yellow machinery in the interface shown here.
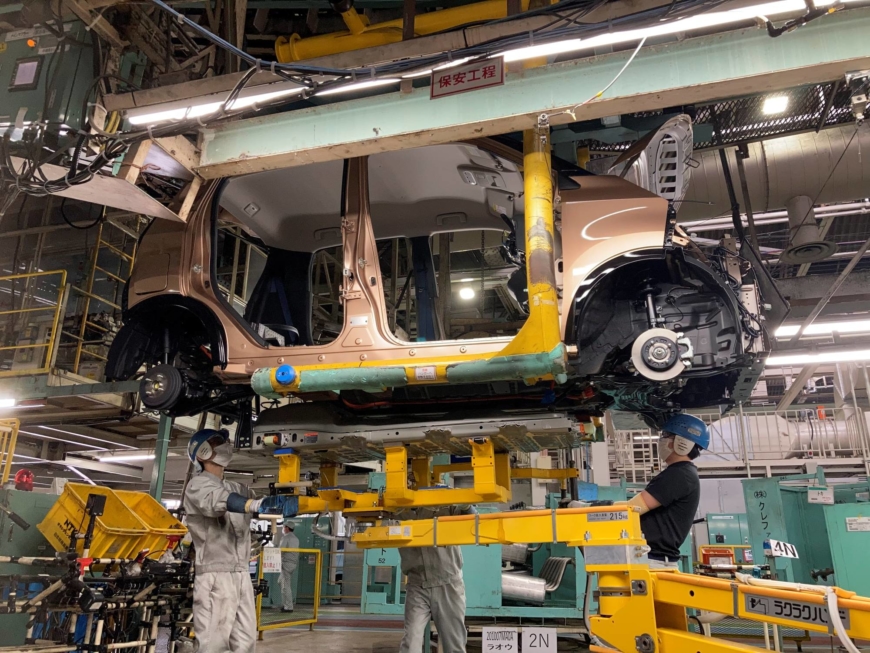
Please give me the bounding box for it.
[353,505,870,653]
[272,436,870,652]
[276,0,546,62]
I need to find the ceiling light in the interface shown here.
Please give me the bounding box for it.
[459,278,475,283]
[503,39,583,62]
[766,349,870,366]
[762,95,789,115]
[459,287,476,300]
[66,466,97,486]
[775,320,870,338]
[402,58,473,79]
[0,398,15,408]
[98,454,156,462]
[500,0,846,63]
[127,85,305,126]
[315,79,401,97]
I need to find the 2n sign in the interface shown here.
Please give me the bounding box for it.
[766,539,799,559]
[523,628,556,653]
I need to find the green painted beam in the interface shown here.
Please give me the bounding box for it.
[149,413,173,500]
[198,9,870,178]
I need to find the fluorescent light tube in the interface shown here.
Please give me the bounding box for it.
[501,0,830,63]
[98,454,156,462]
[775,320,870,338]
[766,349,870,366]
[127,86,305,126]
[315,79,401,97]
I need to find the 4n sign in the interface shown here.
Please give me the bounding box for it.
[766,539,799,559]
[431,59,504,99]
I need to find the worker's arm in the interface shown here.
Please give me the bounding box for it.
[184,477,232,518]
[226,493,298,516]
[627,491,660,515]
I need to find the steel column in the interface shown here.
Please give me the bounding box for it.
[149,413,173,499]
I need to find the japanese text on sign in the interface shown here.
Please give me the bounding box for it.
[263,547,282,573]
[807,488,834,505]
[765,539,799,559]
[483,627,517,653]
[745,595,850,628]
[431,59,504,99]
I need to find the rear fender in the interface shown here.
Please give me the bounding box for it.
[106,296,228,380]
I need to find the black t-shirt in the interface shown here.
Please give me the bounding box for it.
[639,461,700,559]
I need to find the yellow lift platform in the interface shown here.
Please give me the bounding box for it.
[271,438,870,653]
[354,504,870,653]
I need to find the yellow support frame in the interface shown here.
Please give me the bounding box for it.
[256,547,322,633]
[349,504,870,653]
[0,419,20,485]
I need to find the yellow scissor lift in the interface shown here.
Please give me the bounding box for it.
[270,439,870,653]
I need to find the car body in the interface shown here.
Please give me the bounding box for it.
[107,131,787,430]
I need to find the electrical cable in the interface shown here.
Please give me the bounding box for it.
[60,197,104,230]
[0,0,802,200]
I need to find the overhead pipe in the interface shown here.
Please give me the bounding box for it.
[275,0,537,62]
[679,125,870,222]
[682,201,870,233]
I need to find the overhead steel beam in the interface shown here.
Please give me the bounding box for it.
[198,9,870,178]
[776,364,819,413]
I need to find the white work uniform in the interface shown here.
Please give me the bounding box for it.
[398,506,471,653]
[279,529,299,610]
[183,471,257,653]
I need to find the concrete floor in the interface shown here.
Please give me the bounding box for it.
[257,628,403,652]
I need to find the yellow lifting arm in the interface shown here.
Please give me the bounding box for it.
[349,505,870,653]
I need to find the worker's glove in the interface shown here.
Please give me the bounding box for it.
[246,494,300,517]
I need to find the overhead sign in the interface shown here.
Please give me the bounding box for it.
[523,628,557,653]
[483,627,517,653]
[764,539,799,559]
[431,59,504,99]
[807,488,834,505]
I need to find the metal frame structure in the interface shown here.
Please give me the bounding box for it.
[196,10,870,178]
[256,546,323,632]
[352,504,870,653]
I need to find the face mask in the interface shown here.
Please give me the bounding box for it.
[212,442,234,468]
[658,438,675,463]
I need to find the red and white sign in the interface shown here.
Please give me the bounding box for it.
[431,59,504,99]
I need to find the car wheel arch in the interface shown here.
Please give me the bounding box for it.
[106,296,228,381]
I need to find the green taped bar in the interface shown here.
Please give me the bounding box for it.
[445,344,568,385]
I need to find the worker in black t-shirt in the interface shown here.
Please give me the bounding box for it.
[627,414,709,569]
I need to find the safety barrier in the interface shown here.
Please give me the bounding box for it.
[0,270,67,378]
[257,547,322,633]
[612,406,870,482]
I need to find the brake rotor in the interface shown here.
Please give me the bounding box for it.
[631,328,689,381]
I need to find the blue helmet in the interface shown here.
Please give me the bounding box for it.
[662,414,710,452]
[187,429,229,464]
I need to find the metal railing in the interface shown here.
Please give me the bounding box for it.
[0,270,67,378]
[0,418,20,485]
[612,406,870,481]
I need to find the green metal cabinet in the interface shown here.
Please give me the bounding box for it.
[0,489,59,646]
[743,472,870,594]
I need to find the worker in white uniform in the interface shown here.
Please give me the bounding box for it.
[183,429,296,653]
[278,522,299,612]
[398,505,475,653]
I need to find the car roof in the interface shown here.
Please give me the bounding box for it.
[219,142,524,252]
